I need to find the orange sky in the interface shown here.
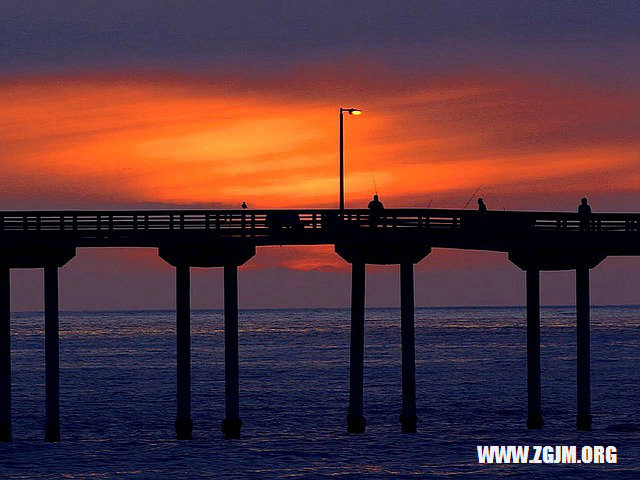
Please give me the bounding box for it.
[1,68,639,277]
[2,69,638,212]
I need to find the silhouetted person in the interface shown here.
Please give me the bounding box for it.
[477,197,487,213]
[368,195,384,212]
[368,194,384,228]
[578,197,591,231]
[241,202,248,209]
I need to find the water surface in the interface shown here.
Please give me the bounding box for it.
[1,306,639,479]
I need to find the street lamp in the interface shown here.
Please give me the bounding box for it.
[339,107,362,210]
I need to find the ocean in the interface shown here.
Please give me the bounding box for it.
[1,306,639,479]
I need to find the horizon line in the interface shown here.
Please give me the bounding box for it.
[8,303,640,315]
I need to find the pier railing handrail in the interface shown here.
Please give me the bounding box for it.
[0,208,639,233]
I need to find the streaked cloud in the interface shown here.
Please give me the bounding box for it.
[1,69,637,213]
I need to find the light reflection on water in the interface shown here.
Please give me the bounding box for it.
[1,306,640,479]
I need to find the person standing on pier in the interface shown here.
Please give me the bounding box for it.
[477,198,487,213]
[368,195,384,228]
[368,194,384,212]
[578,197,592,231]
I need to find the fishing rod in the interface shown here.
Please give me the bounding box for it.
[371,171,378,196]
[463,185,483,210]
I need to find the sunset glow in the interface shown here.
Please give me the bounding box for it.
[1,1,639,313]
[3,70,637,212]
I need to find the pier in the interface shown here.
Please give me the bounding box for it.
[0,207,636,441]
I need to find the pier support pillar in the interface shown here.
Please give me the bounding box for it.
[335,243,429,434]
[526,268,543,429]
[175,264,193,440]
[44,266,61,442]
[576,265,591,431]
[159,244,254,438]
[400,262,417,433]
[222,264,241,439]
[0,267,10,442]
[510,249,604,432]
[347,262,366,433]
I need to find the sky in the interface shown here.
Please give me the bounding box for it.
[1,1,640,310]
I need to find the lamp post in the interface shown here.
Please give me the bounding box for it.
[339,107,362,210]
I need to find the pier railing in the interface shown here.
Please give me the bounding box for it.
[0,209,639,235]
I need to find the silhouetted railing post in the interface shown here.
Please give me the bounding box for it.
[0,267,11,442]
[222,264,241,439]
[175,264,193,440]
[44,265,61,442]
[347,261,366,433]
[526,268,543,429]
[576,265,591,431]
[400,261,417,433]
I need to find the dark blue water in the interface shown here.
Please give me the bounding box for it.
[1,306,639,479]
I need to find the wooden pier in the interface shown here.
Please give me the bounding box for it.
[1,207,637,440]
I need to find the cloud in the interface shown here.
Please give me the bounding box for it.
[2,2,638,75]
[4,67,637,213]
